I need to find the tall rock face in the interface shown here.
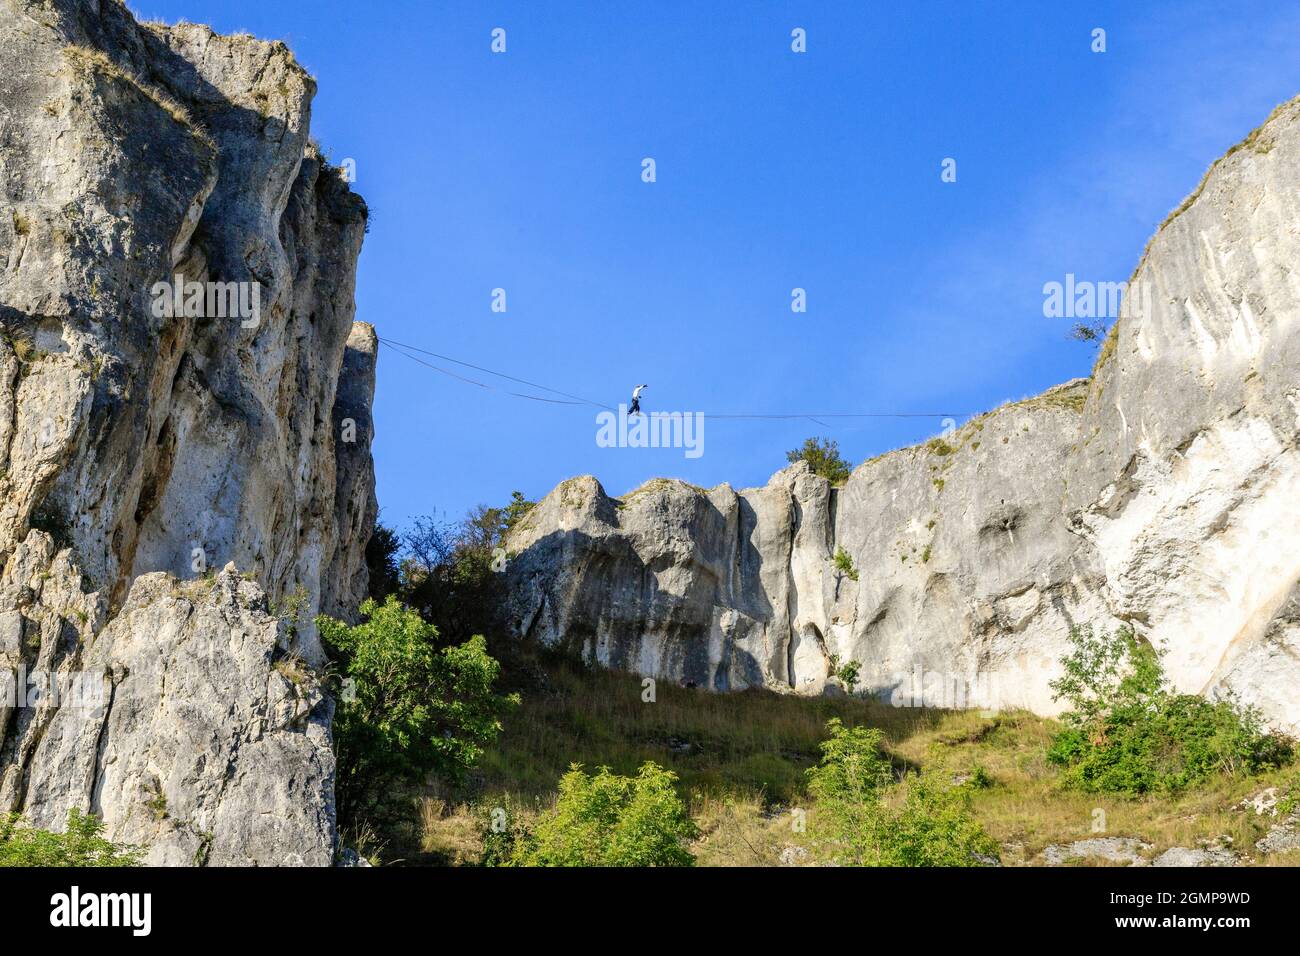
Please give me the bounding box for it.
[505,96,1300,733]
[0,0,375,864]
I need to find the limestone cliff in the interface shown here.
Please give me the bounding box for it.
[0,0,375,864]
[504,96,1300,733]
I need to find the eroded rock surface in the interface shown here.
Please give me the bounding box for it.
[1151,846,1238,867]
[505,96,1300,732]
[1038,837,1154,867]
[0,0,374,863]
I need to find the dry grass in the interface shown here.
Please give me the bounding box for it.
[61,44,216,153]
[272,654,312,688]
[1155,98,1293,235]
[856,380,1089,480]
[416,799,497,867]
[888,708,1297,864]
[396,653,1297,866]
[690,793,803,866]
[1258,846,1300,867]
[398,654,939,864]
[473,654,940,805]
[1092,320,1120,376]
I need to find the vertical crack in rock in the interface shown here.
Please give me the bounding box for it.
[784,487,800,689]
[88,668,118,817]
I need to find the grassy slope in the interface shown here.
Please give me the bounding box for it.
[414,655,1298,867]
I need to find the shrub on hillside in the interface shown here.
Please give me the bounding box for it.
[806,718,998,866]
[0,809,140,867]
[504,762,697,867]
[319,596,519,832]
[1046,625,1292,795]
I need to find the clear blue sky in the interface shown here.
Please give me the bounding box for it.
[132,0,1300,530]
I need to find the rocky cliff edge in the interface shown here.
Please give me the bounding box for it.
[0,0,376,863]
[504,96,1300,734]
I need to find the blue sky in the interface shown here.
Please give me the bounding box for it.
[132,1,1300,530]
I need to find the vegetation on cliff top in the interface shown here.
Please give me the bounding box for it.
[787,436,852,485]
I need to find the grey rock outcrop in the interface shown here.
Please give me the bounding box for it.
[1039,838,1153,867]
[505,95,1300,732]
[1255,819,1300,855]
[0,0,374,863]
[8,555,335,865]
[1151,846,1238,867]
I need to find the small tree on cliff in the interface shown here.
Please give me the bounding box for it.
[786,437,852,485]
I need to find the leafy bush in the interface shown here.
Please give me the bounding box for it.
[507,762,697,867]
[806,719,891,835]
[872,773,1000,866]
[1047,625,1292,795]
[0,809,141,867]
[806,718,998,866]
[477,802,534,867]
[787,437,852,485]
[318,596,519,831]
[833,546,859,581]
[826,653,862,692]
[272,585,311,640]
[836,658,862,692]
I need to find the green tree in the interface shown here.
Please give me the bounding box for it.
[806,718,998,866]
[0,809,141,867]
[1047,625,1292,794]
[1049,624,1161,732]
[510,762,697,867]
[806,719,892,848]
[318,597,519,831]
[787,437,852,484]
[399,491,535,644]
[364,518,402,602]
